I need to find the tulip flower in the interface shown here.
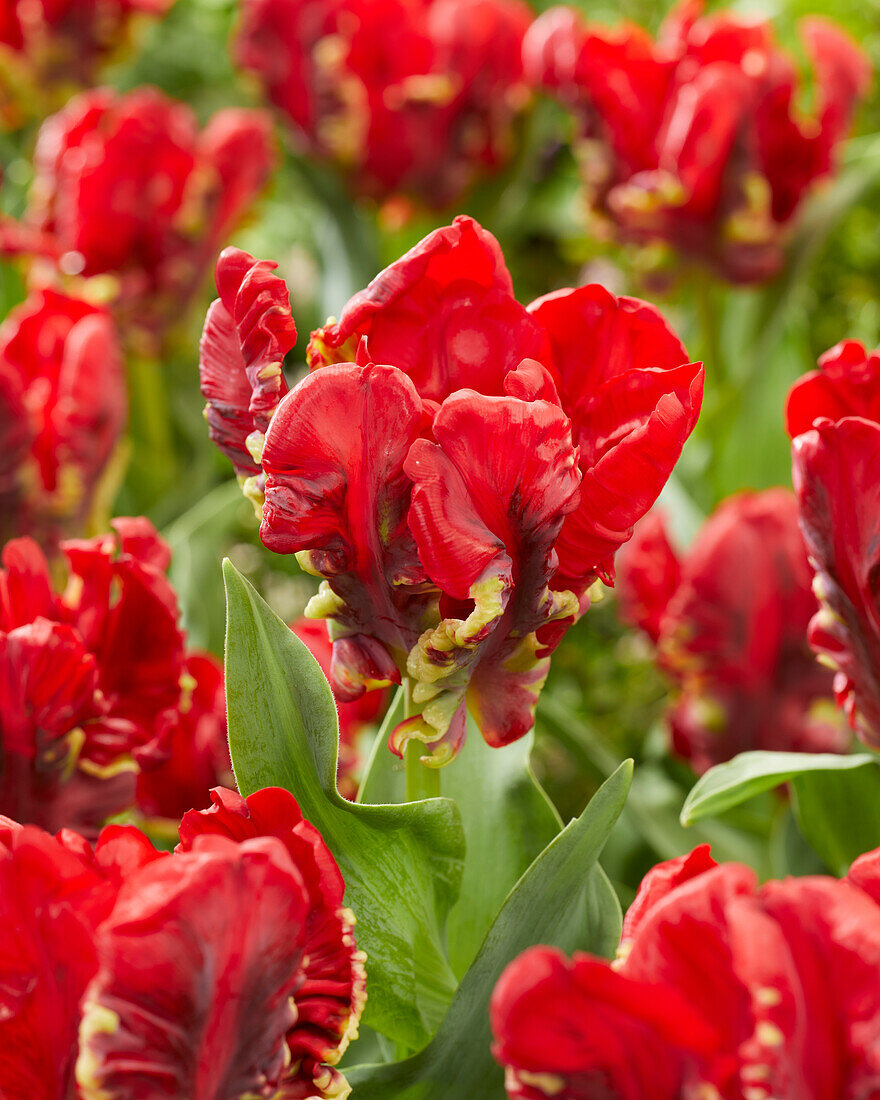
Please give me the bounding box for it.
[0,0,174,126]
[491,844,880,1098]
[0,787,364,1100]
[200,216,703,765]
[24,87,274,344]
[524,1,870,282]
[0,518,218,835]
[787,340,880,747]
[233,0,532,207]
[0,287,126,545]
[616,492,847,773]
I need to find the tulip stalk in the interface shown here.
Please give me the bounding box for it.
[403,678,441,802]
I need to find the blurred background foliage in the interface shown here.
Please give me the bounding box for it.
[2,0,880,894]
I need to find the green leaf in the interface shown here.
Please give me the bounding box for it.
[359,705,563,979]
[345,761,631,1099]
[681,750,878,826]
[222,560,464,1049]
[792,763,880,876]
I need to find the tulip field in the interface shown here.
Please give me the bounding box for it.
[4,0,880,1096]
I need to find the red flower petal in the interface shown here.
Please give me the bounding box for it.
[398,388,580,759]
[651,489,844,771]
[178,788,366,1095]
[199,247,297,483]
[615,509,682,642]
[135,652,232,822]
[0,824,114,1100]
[261,361,433,697]
[308,216,539,402]
[792,416,880,744]
[619,844,717,951]
[75,834,308,1100]
[490,946,723,1100]
[786,339,880,438]
[528,285,701,584]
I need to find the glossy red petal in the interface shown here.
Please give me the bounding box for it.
[261,361,433,695]
[75,835,308,1100]
[490,946,723,1100]
[786,339,880,438]
[307,216,534,402]
[528,284,700,583]
[0,538,56,630]
[792,417,880,744]
[399,389,581,759]
[619,844,717,952]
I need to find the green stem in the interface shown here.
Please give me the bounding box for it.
[403,678,441,802]
[126,355,178,508]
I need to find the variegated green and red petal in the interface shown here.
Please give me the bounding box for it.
[261,361,436,697]
[397,389,581,761]
[308,216,541,402]
[199,247,297,481]
[792,416,880,745]
[75,834,308,1100]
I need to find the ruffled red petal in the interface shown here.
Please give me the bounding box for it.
[261,361,433,695]
[399,388,580,758]
[792,417,880,744]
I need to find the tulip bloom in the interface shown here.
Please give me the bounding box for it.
[617,492,846,772]
[491,844,880,1098]
[0,288,125,545]
[524,1,870,282]
[200,216,703,763]
[233,0,532,207]
[0,518,192,834]
[0,0,173,125]
[24,87,274,343]
[0,787,364,1100]
[787,340,880,747]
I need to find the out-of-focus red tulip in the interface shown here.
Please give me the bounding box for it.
[0,518,226,836]
[200,216,703,764]
[233,0,532,208]
[0,0,174,126]
[617,492,847,772]
[525,1,870,282]
[788,340,880,748]
[134,652,233,823]
[491,845,880,1098]
[24,87,274,344]
[0,288,126,545]
[0,792,364,1100]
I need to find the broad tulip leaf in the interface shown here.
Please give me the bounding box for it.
[360,706,562,978]
[792,763,880,876]
[346,761,632,1099]
[681,750,878,826]
[223,560,464,1049]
